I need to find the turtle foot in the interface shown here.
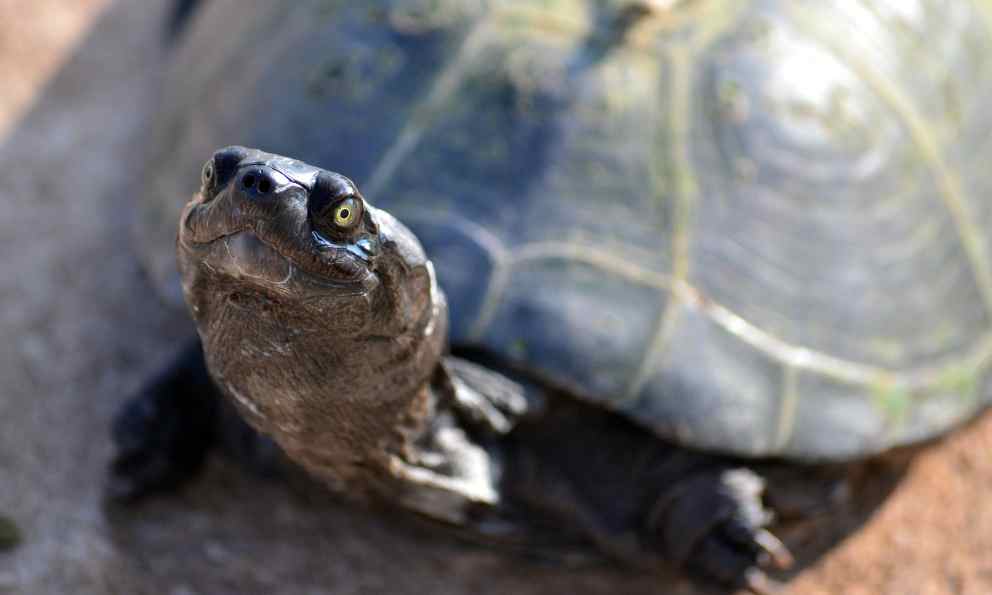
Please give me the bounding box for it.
[440,357,531,435]
[107,343,219,503]
[649,468,792,594]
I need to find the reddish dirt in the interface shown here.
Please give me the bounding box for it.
[1,2,989,594]
[792,415,992,595]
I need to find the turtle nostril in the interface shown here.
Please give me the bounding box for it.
[258,178,272,193]
[242,174,257,190]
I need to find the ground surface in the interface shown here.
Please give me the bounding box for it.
[0,1,989,594]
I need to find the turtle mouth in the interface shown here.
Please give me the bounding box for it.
[191,230,295,289]
[179,227,379,306]
[178,192,376,291]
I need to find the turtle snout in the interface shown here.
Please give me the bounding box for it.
[232,165,295,204]
[238,168,274,198]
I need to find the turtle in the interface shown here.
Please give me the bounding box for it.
[110,0,992,592]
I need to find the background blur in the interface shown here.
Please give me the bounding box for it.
[0,1,989,594]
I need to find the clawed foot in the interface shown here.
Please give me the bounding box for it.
[650,468,792,594]
[439,357,530,434]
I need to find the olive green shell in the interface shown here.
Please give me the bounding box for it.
[140,0,992,461]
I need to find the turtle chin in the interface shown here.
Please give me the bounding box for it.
[195,231,296,288]
[177,225,385,347]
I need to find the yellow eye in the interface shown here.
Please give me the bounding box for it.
[333,197,360,228]
[201,161,214,187]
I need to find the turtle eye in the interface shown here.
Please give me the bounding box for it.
[311,194,364,240]
[210,145,250,188]
[310,171,364,240]
[332,197,360,229]
[201,161,215,188]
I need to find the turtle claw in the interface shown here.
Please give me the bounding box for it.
[742,568,784,595]
[440,357,529,434]
[649,468,791,592]
[753,529,793,570]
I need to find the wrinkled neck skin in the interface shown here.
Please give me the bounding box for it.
[178,200,447,494]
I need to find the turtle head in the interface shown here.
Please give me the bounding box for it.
[177,147,445,477]
[180,146,439,338]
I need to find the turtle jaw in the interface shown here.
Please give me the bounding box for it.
[176,182,386,344]
[180,228,378,301]
[178,187,376,288]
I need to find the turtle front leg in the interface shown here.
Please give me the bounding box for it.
[384,357,532,524]
[108,340,221,501]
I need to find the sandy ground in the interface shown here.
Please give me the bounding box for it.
[0,1,989,594]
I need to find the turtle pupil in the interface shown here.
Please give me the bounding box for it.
[339,208,350,220]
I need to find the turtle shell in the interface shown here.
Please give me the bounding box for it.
[139,0,992,461]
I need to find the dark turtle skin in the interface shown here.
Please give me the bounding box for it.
[112,0,992,592]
